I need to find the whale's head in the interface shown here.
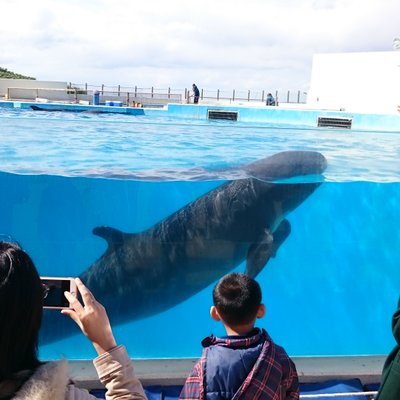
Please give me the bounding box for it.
[242,151,328,226]
[244,150,327,182]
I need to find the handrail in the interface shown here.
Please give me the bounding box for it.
[4,84,307,105]
[5,86,181,106]
[69,83,307,104]
[300,391,377,398]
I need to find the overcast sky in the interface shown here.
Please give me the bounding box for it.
[1,0,399,92]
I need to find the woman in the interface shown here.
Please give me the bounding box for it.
[0,240,147,400]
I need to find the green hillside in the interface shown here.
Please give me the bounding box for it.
[0,67,35,80]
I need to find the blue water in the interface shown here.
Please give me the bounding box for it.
[0,108,400,360]
[1,108,400,182]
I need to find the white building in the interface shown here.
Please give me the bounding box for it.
[0,79,68,99]
[307,51,400,114]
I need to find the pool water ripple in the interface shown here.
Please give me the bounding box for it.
[1,110,399,182]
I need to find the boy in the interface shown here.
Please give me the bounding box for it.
[180,272,299,400]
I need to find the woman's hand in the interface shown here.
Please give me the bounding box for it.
[61,278,117,355]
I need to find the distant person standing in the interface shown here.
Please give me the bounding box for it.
[266,92,276,106]
[192,84,200,104]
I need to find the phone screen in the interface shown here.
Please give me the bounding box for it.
[41,278,72,308]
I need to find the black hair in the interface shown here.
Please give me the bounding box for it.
[212,272,262,326]
[0,241,43,379]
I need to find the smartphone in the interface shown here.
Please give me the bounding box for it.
[41,277,76,309]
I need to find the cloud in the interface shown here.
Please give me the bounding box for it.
[0,0,398,92]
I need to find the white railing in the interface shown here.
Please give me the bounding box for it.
[6,86,181,107]
[300,391,377,398]
[4,83,307,106]
[70,83,307,105]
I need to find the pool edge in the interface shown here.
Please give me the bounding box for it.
[67,355,385,389]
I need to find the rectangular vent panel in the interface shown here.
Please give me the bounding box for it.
[208,110,238,121]
[317,116,352,129]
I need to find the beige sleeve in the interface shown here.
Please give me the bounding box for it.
[93,345,147,400]
[65,384,99,400]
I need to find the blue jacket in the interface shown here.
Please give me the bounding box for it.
[204,329,264,400]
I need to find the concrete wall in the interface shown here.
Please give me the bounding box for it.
[164,103,400,132]
[0,79,180,105]
[68,355,384,388]
[307,51,400,114]
[2,101,400,131]
[0,79,68,97]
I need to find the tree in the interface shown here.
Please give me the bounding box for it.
[393,37,400,50]
[0,67,35,80]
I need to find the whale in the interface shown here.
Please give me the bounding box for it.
[80,151,327,322]
[41,150,327,342]
[30,105,110,113]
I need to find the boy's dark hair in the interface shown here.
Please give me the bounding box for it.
[213,272,262,326]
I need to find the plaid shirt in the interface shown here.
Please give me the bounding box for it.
[180,329,299,400]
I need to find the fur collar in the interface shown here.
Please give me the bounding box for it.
[12,361,69,400]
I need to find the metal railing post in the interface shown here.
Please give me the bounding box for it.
[151,87,154,98]
[134,86,137,97]
[232,89,235,101]
[262,90,265,102]
[287,90,290,103]
[248,90,250,101]
[118,85,120,96]
[101,84,104,95]
[201,89,203,100]
[217,89,220,101]
[297,90,300,103]
[168,87,171,99]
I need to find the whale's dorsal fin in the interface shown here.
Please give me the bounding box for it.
[245,219,291,278]
[93,226,126,250]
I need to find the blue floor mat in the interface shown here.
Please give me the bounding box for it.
[365,382,380,391]
[300,379,369,399]
[91,379,378,399]
[89,389,106,398]
[90,385,183,399]
[145,385,182,400]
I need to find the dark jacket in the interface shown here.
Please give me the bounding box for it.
[376,298,400,400]
[193,85,200,97]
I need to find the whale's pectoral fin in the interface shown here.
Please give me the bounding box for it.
[245,219,291,278]
[93,226,127,251]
